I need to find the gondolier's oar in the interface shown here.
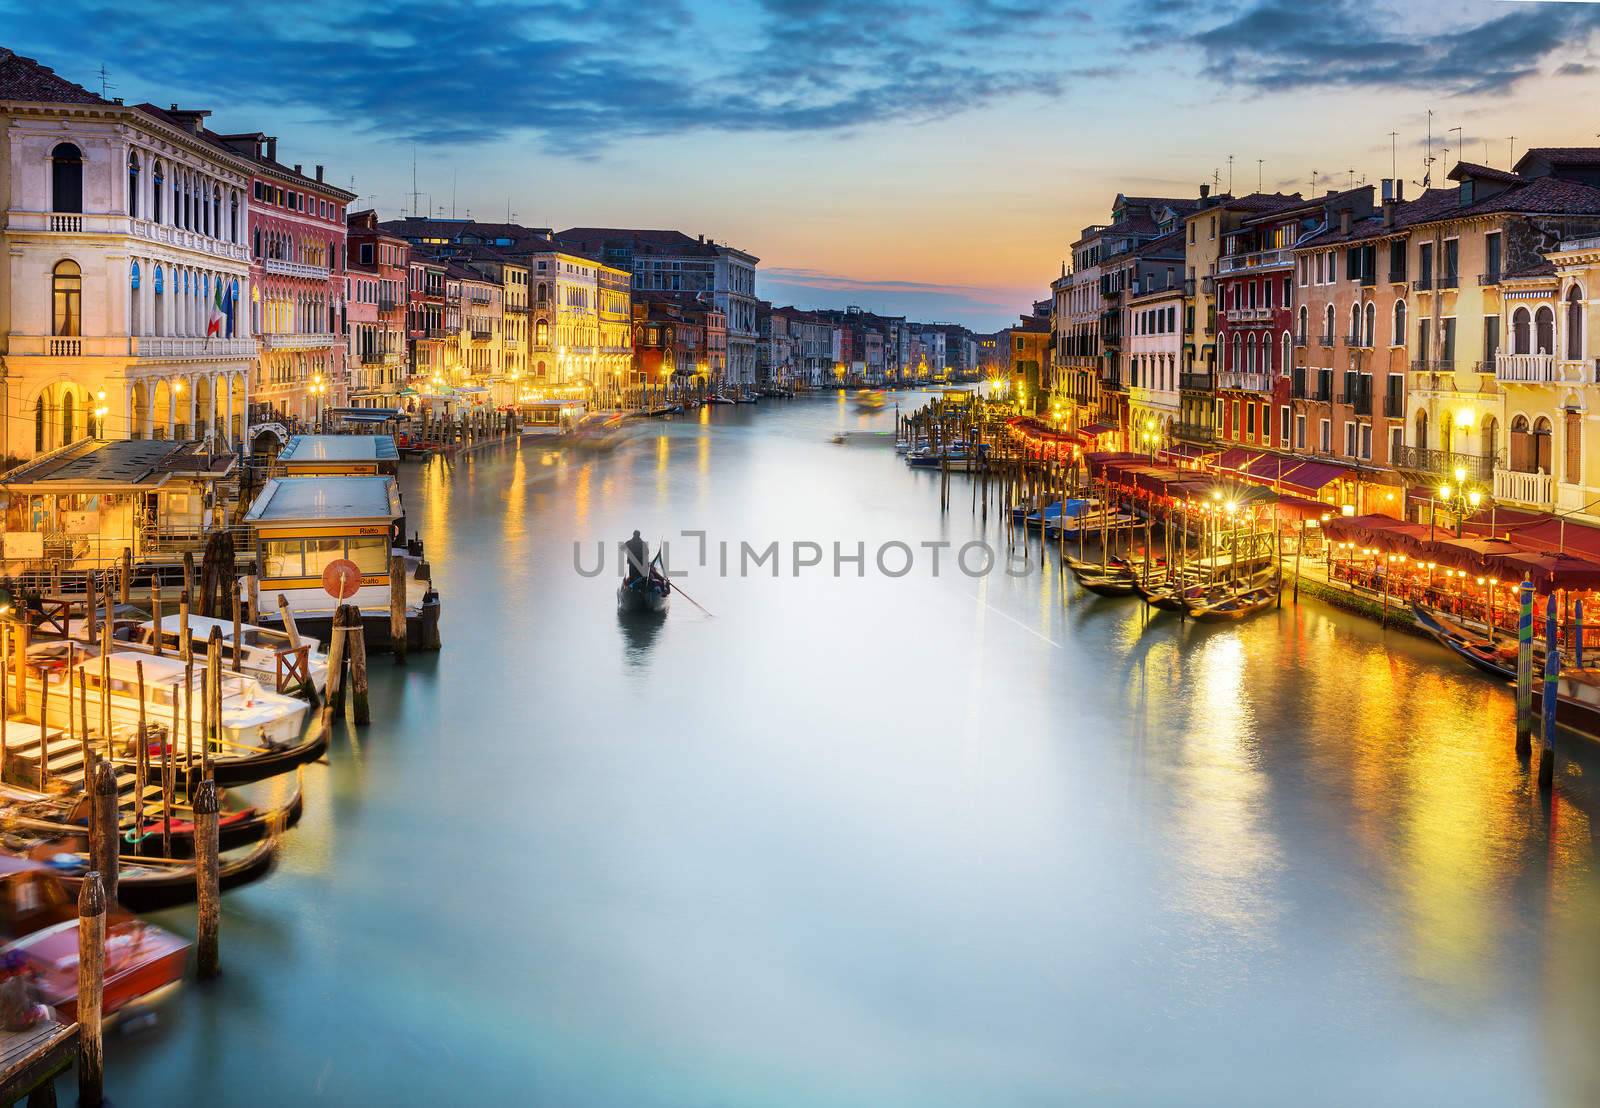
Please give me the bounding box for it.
[668,578,713,618]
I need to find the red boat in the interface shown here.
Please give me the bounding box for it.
[0,855,189,1022]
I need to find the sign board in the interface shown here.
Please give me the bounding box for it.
[321,558,363,600]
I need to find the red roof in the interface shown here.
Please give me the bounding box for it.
[0,48,107,105]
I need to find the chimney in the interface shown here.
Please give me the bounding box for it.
[1339,209,1352,234]
[697,234,705,243]
[1395,180,1404,202]
[1381,178,1393,202]
[1200,183,1211,199]
[294,164,302,176]
[315,165,324,182]
[266,137,278,162]
[1382,198,1395,228]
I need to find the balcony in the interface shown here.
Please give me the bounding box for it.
[1201,276,1215,295]
[1439,272,1459,289]
[1225,307,1274,323]
[1178,372,1213,391]
[1218,371,1270,392]
[470,326,493,341]
[1494,468,1555,507]
[1495,352,1557,383]
[1175,421,1214,443]
[1182,278,1196,296]
[127,217,250,263]
[1217,248,1293,274]
[1319,331,1335,347]
[1348,386,1373,415]
[1479,271,1502,287]
[1384,392,1405,418]
[1345,331,1372,348]
[377,297,400,313]
[425,327,447,340]
[135,336,254,360]
[264,257,331,280]
[1410,357,1456,372]
[1395,446,1496,483]
[261,332,337,350]
[1293,332,1308,348]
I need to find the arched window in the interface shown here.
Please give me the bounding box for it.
[52,260,81,336]
[127,151,140,218]
[1533,416,1554,474]
[1512,307,1531,354]
[153,265,164,336]
[34,396,45,454]
[1349,302,1361,343]
[1282,331,1292,375]
[1567,286,1584,360]
[1297,305,1308,342]
[51,143,83,214]
[536,319,549,345]
[1482,415,1498,463]
[212,185,221,239]
[1535,306,1555,355]
[231,280,240,338]
[1231,332,1241,372]
[1510,414,1533,472]
[130,260,141,334]
[1363,302,1376,347]
[1392,300,1407,346]
[230,192,239,242]
[1324,303,1335,342]
[1414,410,1429,452]
[151,161,164,223]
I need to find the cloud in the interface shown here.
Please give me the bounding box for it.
[1185,0,1600,95]
[4,0,1076,152]
[1558,62,1598,77]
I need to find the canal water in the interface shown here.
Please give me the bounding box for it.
[101,394,1600,1106]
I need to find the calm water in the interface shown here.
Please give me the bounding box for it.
[93,394,1600,1106]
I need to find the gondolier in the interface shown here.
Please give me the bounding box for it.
[624,531,649,582]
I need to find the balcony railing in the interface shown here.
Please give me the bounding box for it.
[1495,352,1557,383]
[377,297,400,313]
[1201,276,1215,295]
[1225,307,1274,323]
[1479,271,1502,286]
[1346,331,1372,348]
[1218,371,1271,392]
[260,332,337,350]
[1178,373,1213,391]
[1439,272,1459,289]
[1319,331,1335,347]
[47,337,81,356]
[1415,274,1434,291]
[1410,357,1456,372]
[1395,446,1497,483]
[470,326,493,341]
[1183,278,1196,296]
[1174,421,1214,443]
[135,336,254,359]
[1348,387,1373,415]
[1494,468,1554,507]
[1217,248,1293,273]
[1294,332,1308,348]
[263,257,331,280]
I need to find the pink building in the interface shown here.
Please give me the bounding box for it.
[218,133,354,445]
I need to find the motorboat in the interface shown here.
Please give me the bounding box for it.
[122,614,329,696]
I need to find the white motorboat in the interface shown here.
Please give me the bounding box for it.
[123,614,329,695]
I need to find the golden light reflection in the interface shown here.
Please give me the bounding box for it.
[422,456,451,564]
[503,442,527,552]
[573,461,592,524]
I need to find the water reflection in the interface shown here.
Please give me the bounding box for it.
[100,395,1600,1106]
[617,609,664,668]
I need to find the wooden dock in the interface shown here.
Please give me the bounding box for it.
[0,1019,77,1107]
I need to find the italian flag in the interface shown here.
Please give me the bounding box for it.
[206,281,225,338]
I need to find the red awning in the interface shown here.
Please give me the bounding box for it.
[1495,551,1600,593]
[1498,516,1600,560]
[1277,460,1350,495]
[1080,422,1117,436]
[1215,447,1263,472]
[1429,536,1524,574]
[1160,442,1216,460]
[1323,513,1434,555]
[1274,494,1336,522]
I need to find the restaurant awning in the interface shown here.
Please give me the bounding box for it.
[1277,460,1350,495]
[1079,422,1117,436]
[1322,513,1434,555]
[1495,551,1600,593]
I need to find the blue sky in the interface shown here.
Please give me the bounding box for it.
[10,0,1600,330]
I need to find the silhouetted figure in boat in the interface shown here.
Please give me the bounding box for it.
[625,531,649,583]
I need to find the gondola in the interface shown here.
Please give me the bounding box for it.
[40,836,279,912]
[136,721,329,789]
[1133,576,1192,613]
[617,556,671,615]
[1185,577,1280,622]
[0,779,303,858]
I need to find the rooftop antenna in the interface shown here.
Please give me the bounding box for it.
[408,143,421,219]
[1389,132,1398,181]
[1347,167,1355,190]
[452,171,457,219]
[96,63,114,100]
[1418,109,1435,189]
[1256,159,1263,191]
[1212,167,1222,193]
[1227,154,1234,193]
[1448,125,1462,168]
[1310,168,1317,196]
[1509,135,1518,167]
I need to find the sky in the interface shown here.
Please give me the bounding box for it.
[10,0,1600,331]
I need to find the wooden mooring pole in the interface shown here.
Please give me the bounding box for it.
[347,607,370,725]
[194,777,221,978]
[89,757,118,906]
[1539,592,1559,791]
[76,871,106,1108]
[1516,581,1534,758]
[390,554,408,664]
